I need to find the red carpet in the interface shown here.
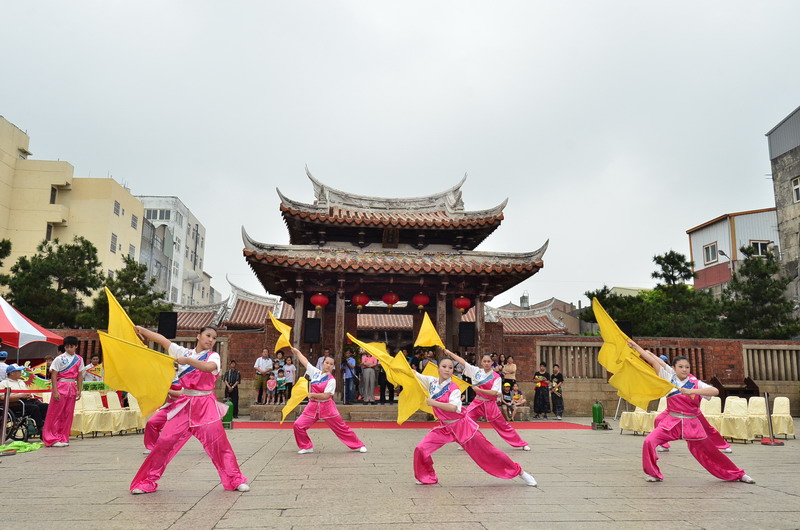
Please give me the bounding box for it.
[233,421,590,430]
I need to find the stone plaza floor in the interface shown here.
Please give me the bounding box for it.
[2,417,799,530]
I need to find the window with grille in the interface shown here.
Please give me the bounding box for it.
[110,233,118,253]
[131,215,138,229]
[114,201,121,216]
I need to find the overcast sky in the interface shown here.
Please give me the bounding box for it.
[2,1,798,309]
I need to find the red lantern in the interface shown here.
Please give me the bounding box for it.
[411,292,430,311]
[382,291,400,309]
[310,293,329,312]
[453,296,471,314]
[352,292,370,311]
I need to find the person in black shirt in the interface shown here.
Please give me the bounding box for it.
[223,360,241,418]
[550,364,564,420]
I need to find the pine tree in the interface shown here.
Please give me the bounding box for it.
[722,246,800,339]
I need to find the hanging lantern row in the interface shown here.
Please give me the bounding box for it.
[453,295,472,314]
[309,293,329,312]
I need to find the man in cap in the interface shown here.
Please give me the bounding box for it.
[1,363,49,435]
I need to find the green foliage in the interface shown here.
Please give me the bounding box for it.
[651,250,696,286]
[76,255,172,329]
[584,251,721,338]
[0,238,11,285]
[5,237,104,327]
[721,246,800,339]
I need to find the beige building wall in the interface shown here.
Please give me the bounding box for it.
[0,116,74,274]
[56,178,144,277]
[0,116,143,282]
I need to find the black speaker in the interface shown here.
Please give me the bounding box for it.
[458,321,475,347]
[304,318,321,344]
[618,321,633,337]
[158,311,178,339]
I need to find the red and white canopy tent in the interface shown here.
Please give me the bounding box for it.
[0,296,63,362]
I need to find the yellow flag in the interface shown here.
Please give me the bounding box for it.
[101,289,175,416]
[348,334,432,423]
[414,312,445,349]
[99,332,175,416]
[269,311,292,353]
[280,378,308,423]
[592,298,676,410]
[422,361,470,393]
[105,287,144,346]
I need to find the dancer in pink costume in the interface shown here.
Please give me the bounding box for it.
[142,375,184,453]
[42,336,84,447]
[655,405,731,453]
[628,340,754,484]
[130,326,249,494]
[442,349,530,451]
[289,346,366,454]
[413,357,537,487]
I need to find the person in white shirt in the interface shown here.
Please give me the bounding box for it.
[253,349,273,405]
[0,350,9,382]
[83,354,103,382]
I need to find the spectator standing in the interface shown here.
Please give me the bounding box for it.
[223,360,241,418]
[265,373,277,404]
[276,369,287,404]
[253,349,273,405]
[283,356,296,397]
[342,351,357,403]
[532,363,550,419]
[502,355,517,388]
[316,348,331,370]
[550,363,564,420]
[360,351,377,404]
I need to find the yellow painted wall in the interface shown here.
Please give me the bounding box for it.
[56,178,144,276]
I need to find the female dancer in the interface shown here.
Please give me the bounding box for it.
[413,357,537,487]
[628,340,754,484]
[130,326,249,494]
[288,346,366,454]
[443,349,530,450]
[142,371,184,454]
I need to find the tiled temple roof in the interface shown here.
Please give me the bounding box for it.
[242,231,547,276]
[175,278,281,330]
[276,168,506,229]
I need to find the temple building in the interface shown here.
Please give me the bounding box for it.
[242,169,548,378]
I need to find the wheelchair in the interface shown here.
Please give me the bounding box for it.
[4,408,35,443]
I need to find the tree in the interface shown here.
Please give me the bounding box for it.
[0,238,11,284]
[5,237,104,327]
[651,250,695,286]
[583,251,722,338]
[721,246,800,339]
[77,255,173,329]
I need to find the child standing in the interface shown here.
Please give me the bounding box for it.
[265,373,277,405]
[276,369,287,405]
[42,336,84,447]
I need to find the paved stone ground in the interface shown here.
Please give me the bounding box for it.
[2,417,798,530]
